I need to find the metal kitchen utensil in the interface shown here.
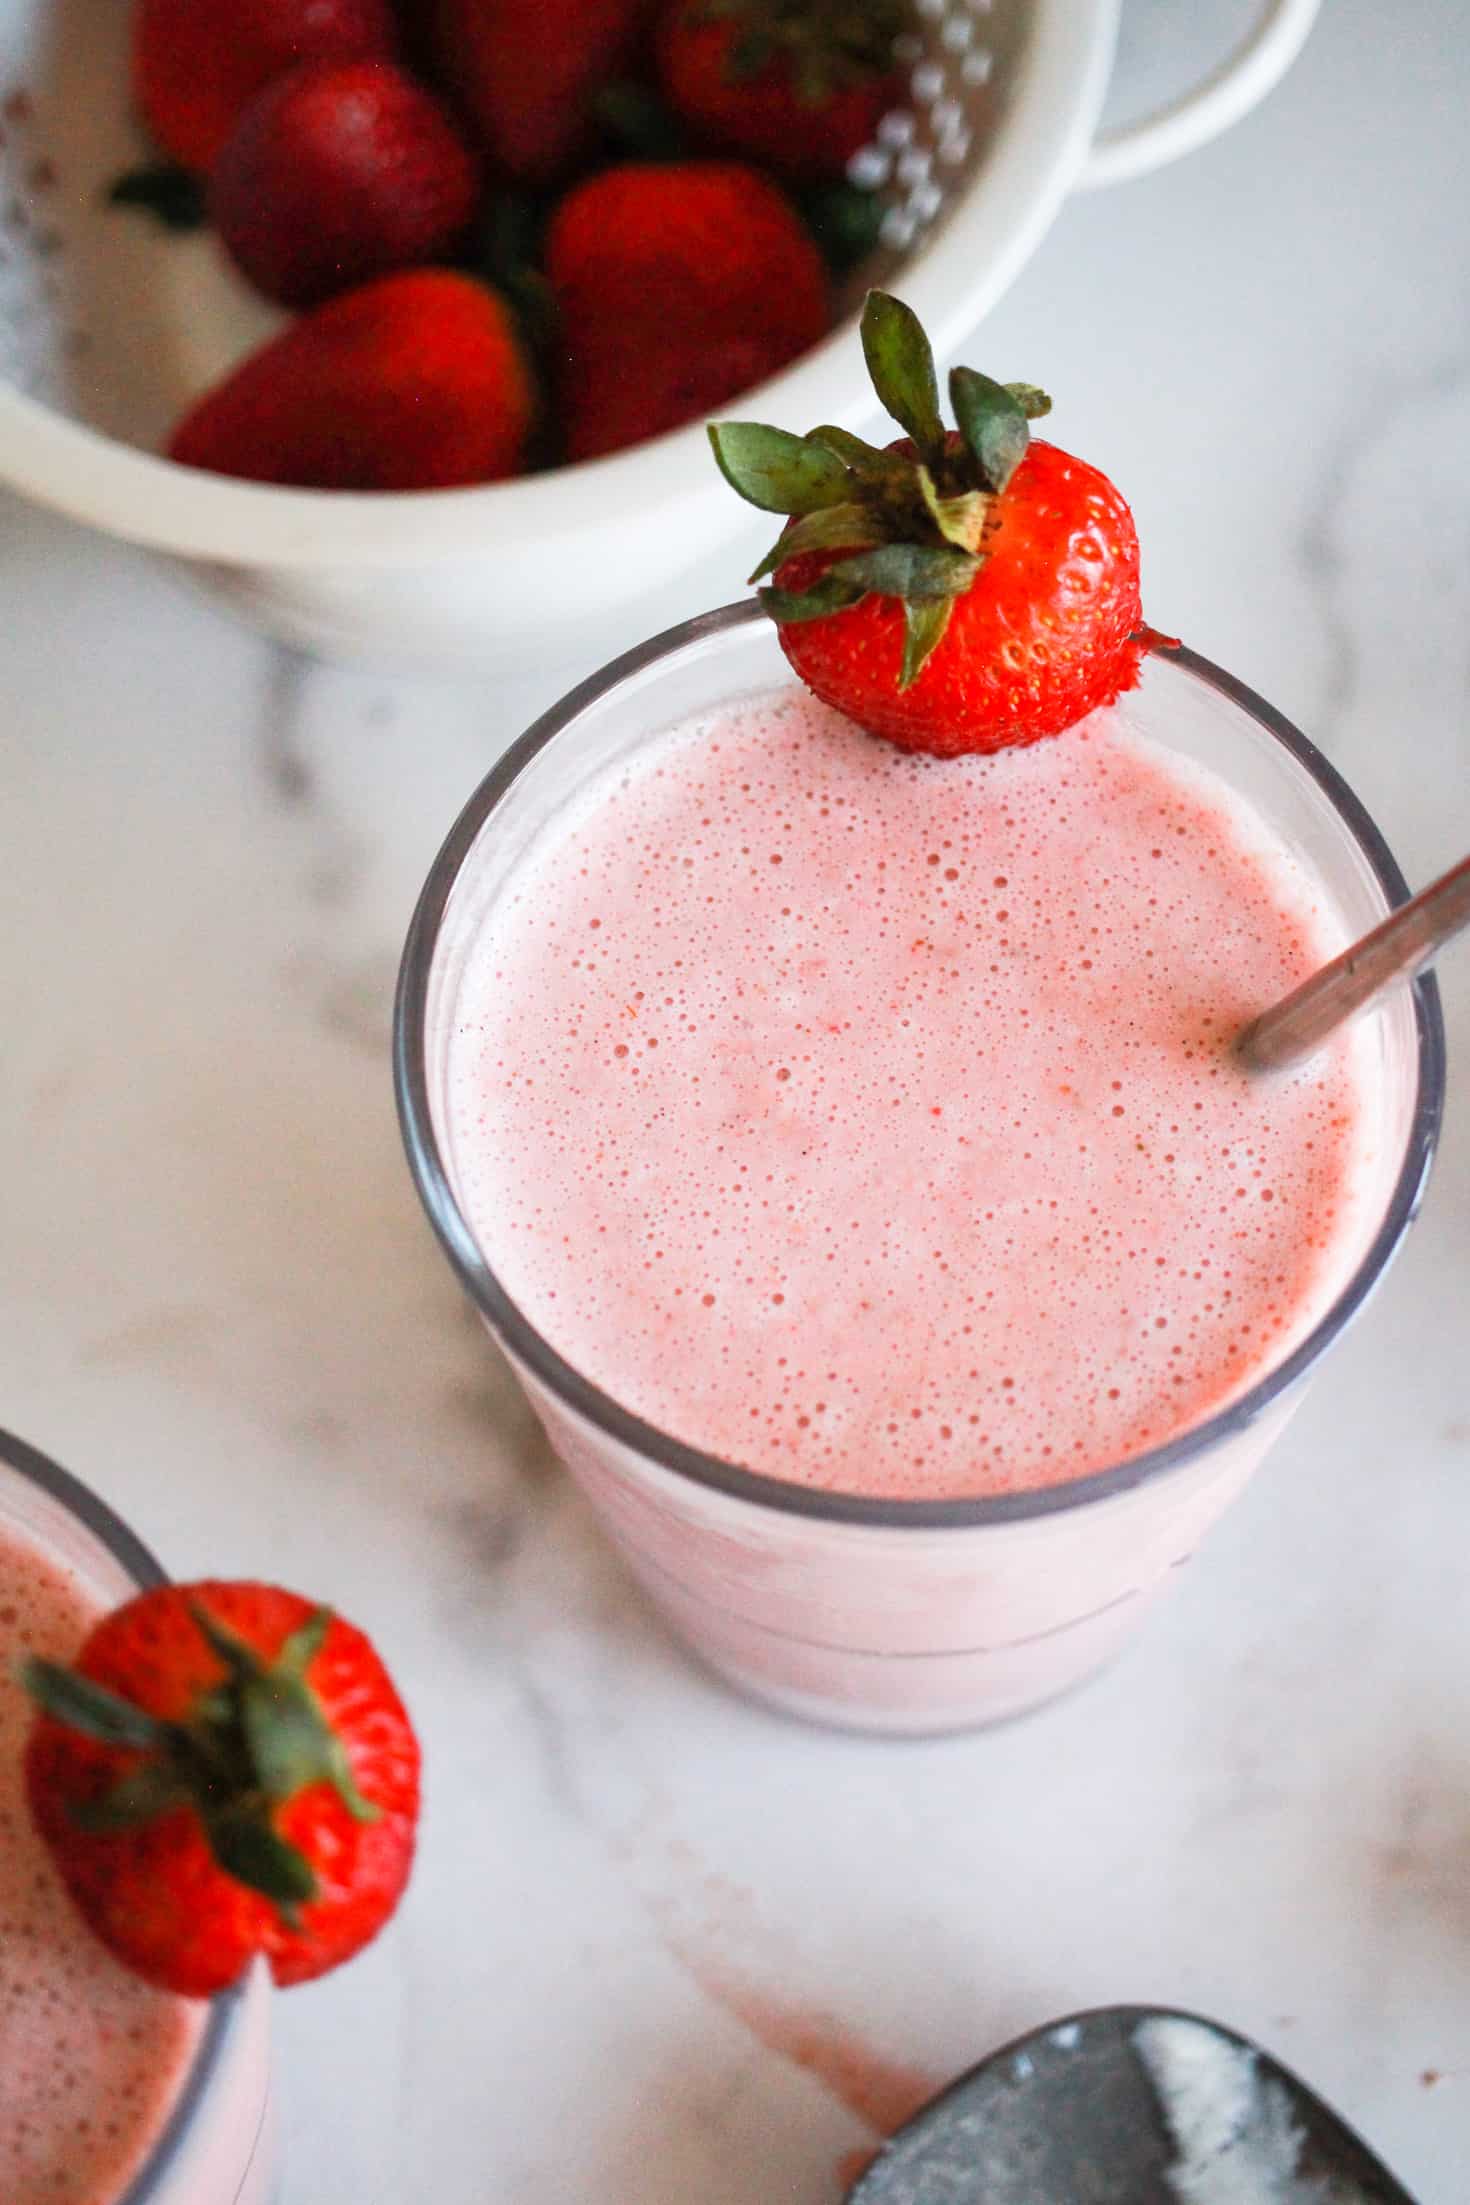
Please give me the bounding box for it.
[847,2005,1418,2203]
[1238,850,1470,1073]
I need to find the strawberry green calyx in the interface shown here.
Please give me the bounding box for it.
[22,1601,379,1916]
[709,289,1052,687]
[107,161,208,232]
[696,0,906,101]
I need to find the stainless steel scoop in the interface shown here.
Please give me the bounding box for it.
[847,2005,1418,2203]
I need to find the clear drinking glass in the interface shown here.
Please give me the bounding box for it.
[0,1428,276,2204]
[395,607,1444,1737]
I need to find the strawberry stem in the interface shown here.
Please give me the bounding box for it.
[711,290,1055,683]
[22,1596,380,1923]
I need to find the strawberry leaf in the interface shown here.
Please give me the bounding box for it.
[69,1763,189,1832]
[916,466,989,552]
[708,423,850,514]
[278,1609,331,1677]
[808,425,912,500]
[20,1658,166,1750]
[703,0,905,90]
[793,43,832,104]
[591,80,692,159]
[760,573,868,622]
[730,24,778,78]
[861,292,946,470]
[106,162,206,232]
[807,424,882,464]
[950,368,1030,494]
[748,501,884,582]
[1005,381,1052,421]
[324,1733,381,1825]
[206,1807,319,1911]
[242,1672,333,1803]
[473,195,560,371]
[828,543,979,600]
[189,1602,267,1686]
[796,179,886,276]
[900,597,954,689]
[241,1668,380,1823]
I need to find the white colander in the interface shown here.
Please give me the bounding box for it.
[0,0,1317,670]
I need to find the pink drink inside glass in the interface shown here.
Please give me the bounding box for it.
[446,688,1380,1500]
[0,1524,205,2205]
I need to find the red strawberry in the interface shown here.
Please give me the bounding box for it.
[168,269,535,490]
[657,0,905,182]
[133,0,396,174]
[23,1581,419,1996]
[546,161,830,462]
[428,0,654,185]
[710,291,1148,755]
[211,61,480,308]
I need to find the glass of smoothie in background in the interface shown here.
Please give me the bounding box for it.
[395,607,1443,1736]
[0,1428,275,2205]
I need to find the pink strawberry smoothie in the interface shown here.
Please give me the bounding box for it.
[445,687,1379,1501]
[0,1525,205,2205]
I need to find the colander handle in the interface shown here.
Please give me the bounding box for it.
[1078,0,1322,189]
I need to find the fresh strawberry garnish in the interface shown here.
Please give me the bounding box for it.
[22,1581,419,1996]
[210,60,480,309]
[656,0,905,181]
[132,0,397,173]
[427,0,655,185]
[546,160,829,461]
[710,291,1149,755]
[168,269,535,490]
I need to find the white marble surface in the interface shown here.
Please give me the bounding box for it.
[3,2,1469,2198]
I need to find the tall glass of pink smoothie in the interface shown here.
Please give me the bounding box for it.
[0,1429,276,2204]
[396,608,1443,1735]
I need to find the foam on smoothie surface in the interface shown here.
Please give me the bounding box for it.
[448,688,1376,1499]
[0,1530,205,2205]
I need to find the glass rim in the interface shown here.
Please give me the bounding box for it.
[0,1427,241,2204]
[393,604,1446,1531]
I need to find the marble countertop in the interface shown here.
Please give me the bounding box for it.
[3,1,1468,2197]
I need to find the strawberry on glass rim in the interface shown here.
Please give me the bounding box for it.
[710,290,1164,757]
[22,1580,420,1997]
